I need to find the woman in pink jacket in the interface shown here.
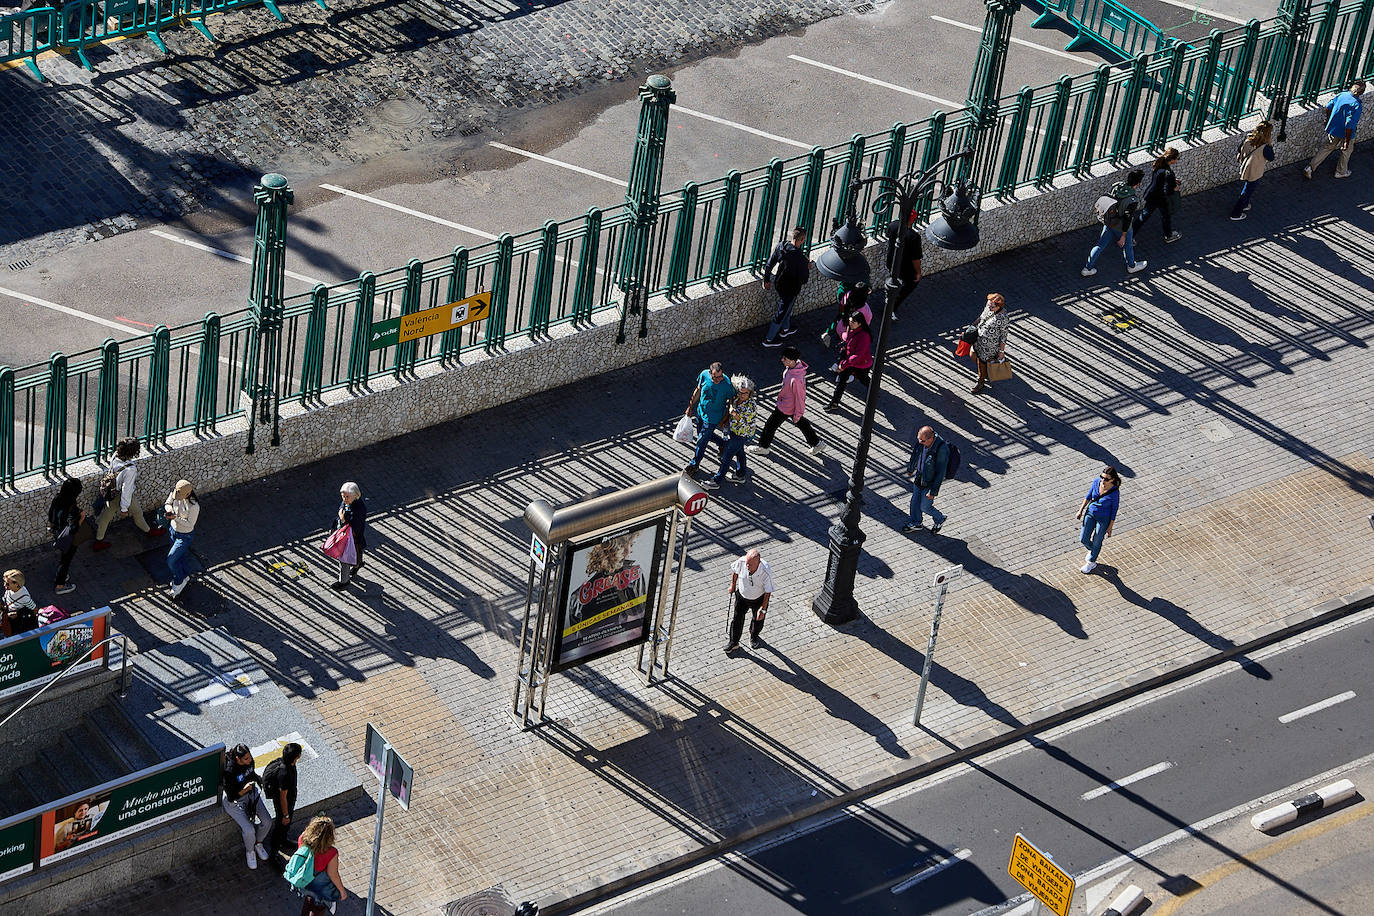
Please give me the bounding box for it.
[748,346,825,457]
[825,313,874,411]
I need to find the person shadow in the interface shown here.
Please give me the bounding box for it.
[1100,566,1271,678]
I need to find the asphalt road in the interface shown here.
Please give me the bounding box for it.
[581,608,1374,915]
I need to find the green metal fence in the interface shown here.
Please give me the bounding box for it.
[3,0,1372,486]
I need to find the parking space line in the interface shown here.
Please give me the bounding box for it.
[1279,690,1356,724]
[931,15,1095,65]
[488,142,628,187]
[0,285,139,336]
[319,184,498,241]
[1081,761,1174,800]
[1151,0,1247,25]
[149,230,324,286]
[670,105,812,150]
[787,55,962,109]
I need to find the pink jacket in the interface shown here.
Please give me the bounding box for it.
[776,360,808,419]
[839,327,874,371]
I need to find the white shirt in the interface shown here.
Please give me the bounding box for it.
[164,496,201,533]
[731,557,774,600]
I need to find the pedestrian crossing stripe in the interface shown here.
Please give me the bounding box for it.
[1100,308,1139,331]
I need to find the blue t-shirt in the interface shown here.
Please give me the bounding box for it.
[1325,91,1363,137]
[695,370,736,426]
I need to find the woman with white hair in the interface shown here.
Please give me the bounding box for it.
[702,376,757,490]
[331,482,367,591]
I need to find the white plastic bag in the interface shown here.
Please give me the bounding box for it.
[673,415,697,445]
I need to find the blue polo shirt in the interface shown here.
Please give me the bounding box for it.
[1325,91,1363,137]
[695,370,736,427]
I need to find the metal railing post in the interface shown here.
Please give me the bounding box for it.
[0,367,13,487]
[347,272,376,390]
[43,352,68,475]
[707,170,741,288]
[194,312,222,432]
[572,209,601,318]
[995,87,1032,198]
[1074,64,1111,176]
[1188,30,1224,139]
[530,221,558,338]
[1300,1,1340,102]
[1111,52,1150,163]
[834,134,866,227]
[796,147,825,246]
[93,338,119,460]
[1224,20,1262,130]
[144,325,170,446]
[441,247,469,360]
[394,259,423,375]
[486,234,513,353]
[749,158,784,272]
[1036,76,1072,187]
[875,124,907,229]
[665,189,695,297]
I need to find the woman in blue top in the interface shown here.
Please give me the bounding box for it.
[1075,466,1120,574]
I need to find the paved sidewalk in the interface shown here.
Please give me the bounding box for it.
[11,161,1370,915]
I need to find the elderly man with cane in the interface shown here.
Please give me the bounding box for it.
[725,548,773,653]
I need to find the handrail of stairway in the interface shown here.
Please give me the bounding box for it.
[0,632,129,734]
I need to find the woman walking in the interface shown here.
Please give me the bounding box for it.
[1135,147,1183,243]
[92,437,166,551]
[825,312,873,411]
[749,346,824,458]
[2,570,39,637]
[331,483,367,591]
[163,479,200,599]
[1075,466,1121,574]
[1231,121,1275,221]
[969,293,1010,395]
[48,479,85,596]
[292,815,348,915]
[702,376,757,489]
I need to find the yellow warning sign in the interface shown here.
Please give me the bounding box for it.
[398,292,493,344]
[1007,834,1075,916]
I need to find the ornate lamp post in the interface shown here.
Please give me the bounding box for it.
[1267,0,1314,141]
[617,75,676,342]
[812,149,982,625]
[245,172,292,455]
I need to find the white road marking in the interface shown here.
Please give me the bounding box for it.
[319,184,498,240]
[1279,690,1356,724]
[787,55,961,110]
[670,105,812,150]
[890,848,972,893]
[1149,0,1247,25]
[149,230,323,286]
[931,15,1095,65]
[0,285,139,336]
[1081,761,1174,800]
[488,141,628,187]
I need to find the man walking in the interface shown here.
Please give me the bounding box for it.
[685,362,736,476]
[885,208,923,320]
[903,425,949,534]
[761,227,811,347]
[262,742,301,864]
[1081,169,1147,278]
[748,346,825,458]
[1305,80,1365,180]
[726,548,773,653]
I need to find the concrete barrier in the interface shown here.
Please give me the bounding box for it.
[1100,884,1145,916]
[1251,778,1358,831]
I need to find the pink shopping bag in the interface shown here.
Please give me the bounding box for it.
[322,525,357,566]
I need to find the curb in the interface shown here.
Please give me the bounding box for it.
[542,584,1374,913]
[1251,779,1359,832]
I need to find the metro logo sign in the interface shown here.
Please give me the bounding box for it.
[683,492,709,516]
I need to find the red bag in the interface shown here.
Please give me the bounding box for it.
[954,339,972,358]
[322,525,357,566]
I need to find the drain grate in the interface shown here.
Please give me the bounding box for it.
[461,124,482,136]
[8,259,32,271]
[853,2,875,11]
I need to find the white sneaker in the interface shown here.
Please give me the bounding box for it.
[745,444,770,455]
[246,850,258,870]
[1081,561,1097,574]
[808,442,826,457]
[170,577,189,598]
[254,842,269,861]
[1302,165,1312,179]
[1084,552,1093,565]
[1080,267,1097,277]
[1335,169,1352,179]
[1127,260,1147,274]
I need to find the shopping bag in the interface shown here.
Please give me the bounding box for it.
[987,358,1013,382]
[672,414,697,445]
[323,525,357,566]
[954,339,972,358]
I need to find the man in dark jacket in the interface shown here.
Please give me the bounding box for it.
[761,226,811,347]
[885,209,923,320]
[903,425,949,534]
[262,742,302,863]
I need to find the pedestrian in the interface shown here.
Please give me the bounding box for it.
[1075,466,1120,574]
[2,570,39,637]
[761,226,811,347]
[902,425,949,534]
[748,346,825,458]
[330,482,367,591]
[725,548,773,653]
[821,280,871,352]
[825,312,873,412]
[703,376,758,489]
[885,207,923,320]
[1231,121,1275,220]
[92,437,166,551]
[263,742,302,861]
[289,814,348,915]
[1134,147,1183,242]
[163,479,199,599]
[48,478,85,596]
[683,362,736,476]
[221,743,271,871]
[1304,80,1365,180]
[1082,169,1147,278]
[968,292,1010,395]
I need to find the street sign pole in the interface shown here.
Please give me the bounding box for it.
[914,564,964,726]
[365,744,392,916]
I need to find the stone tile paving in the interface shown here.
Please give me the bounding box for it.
[0,0,851,266]
[18,166,1373,915]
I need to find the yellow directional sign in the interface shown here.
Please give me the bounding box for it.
[1007,834,1075,916]
[398,291,493,344]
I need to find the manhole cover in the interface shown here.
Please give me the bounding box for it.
[440,885,518,916]
[376,98,429,128]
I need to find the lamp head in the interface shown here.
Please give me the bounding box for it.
[815,217,872,286]
[925,181,982,252]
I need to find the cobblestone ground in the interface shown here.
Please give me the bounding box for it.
[0,0,851,266]
[9,165,1371,915]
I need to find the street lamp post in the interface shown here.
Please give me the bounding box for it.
[811,149,982,626]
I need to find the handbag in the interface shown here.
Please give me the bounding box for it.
[954,339,972,358]
[672,414,697,445]
[959,325,979,345]
[322,525,357,566]
[987,358,1013,382]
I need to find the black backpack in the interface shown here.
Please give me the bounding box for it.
[943,440,962,480]
[262,758,285,797]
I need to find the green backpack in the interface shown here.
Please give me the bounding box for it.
[284,845,315,890]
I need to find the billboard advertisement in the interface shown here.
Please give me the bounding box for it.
[551,518,666,671]
[0,815,37,883]
[0,608,110,701]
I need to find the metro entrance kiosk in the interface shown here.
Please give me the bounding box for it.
[514,473,708,728]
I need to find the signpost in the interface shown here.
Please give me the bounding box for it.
[363,723,415,916]
[367,291,492,351]
[1007,833,1075,916]
[913,565,963,726]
